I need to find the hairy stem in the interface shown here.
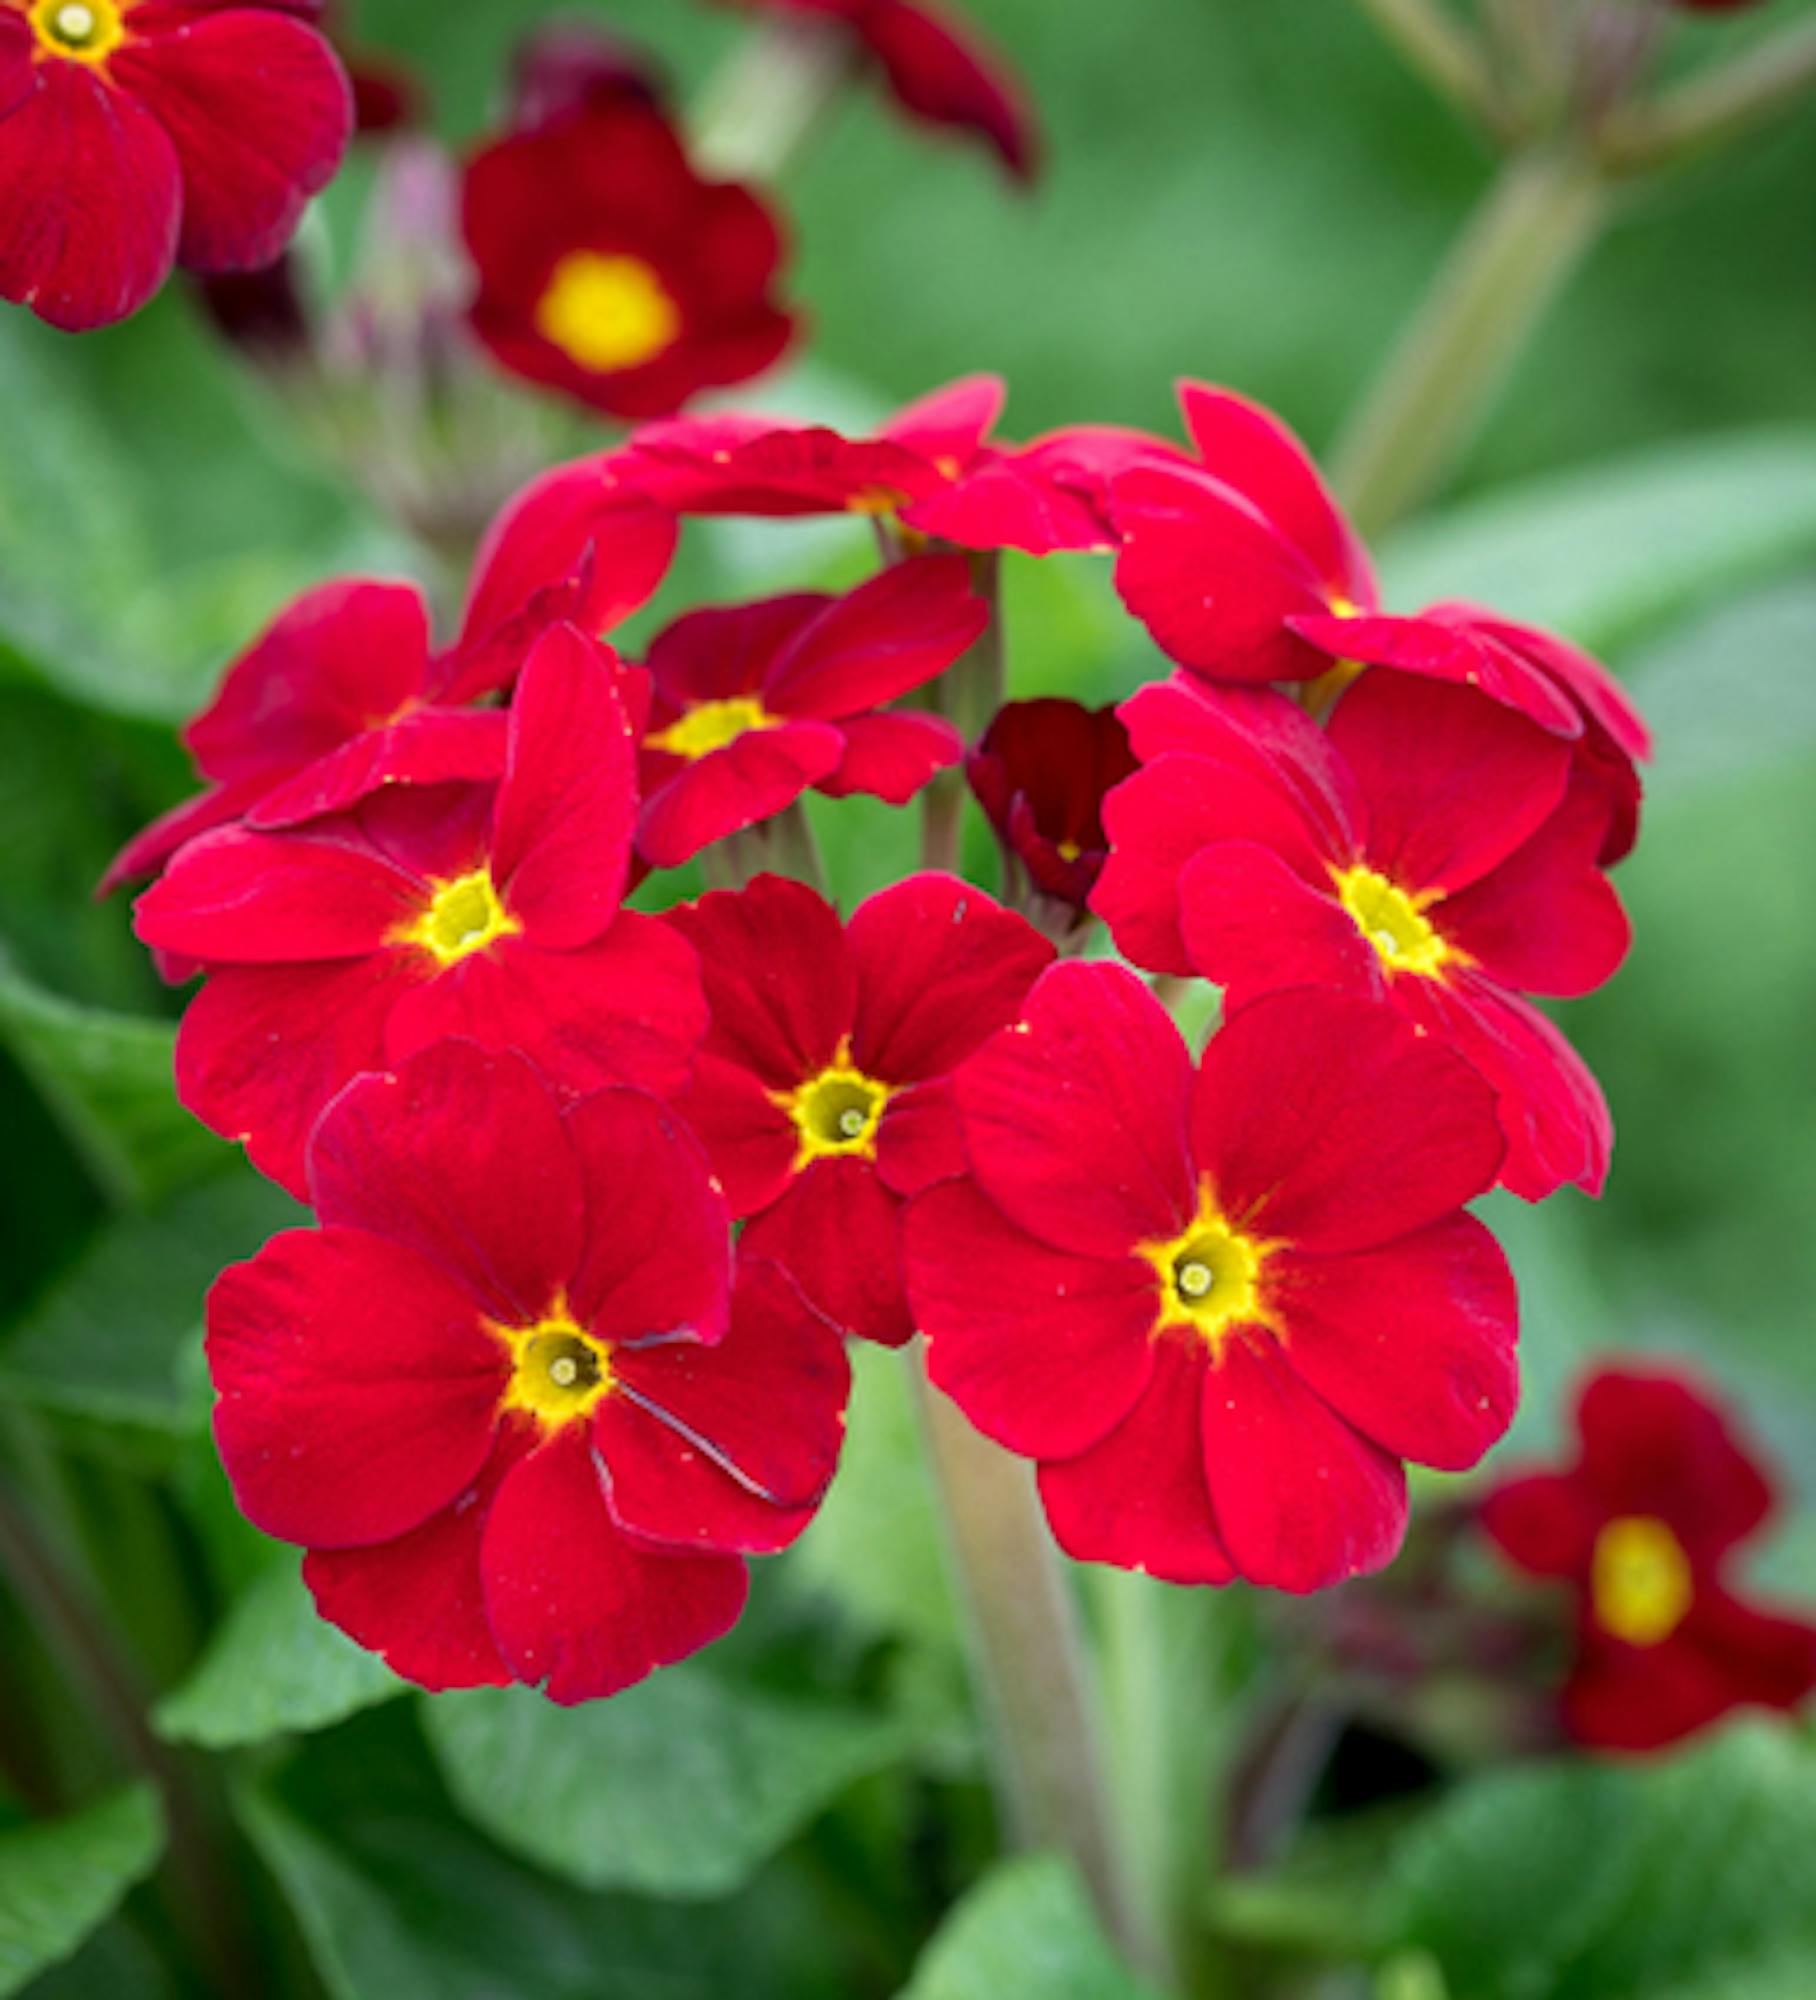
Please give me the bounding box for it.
[1331,145,1609,536]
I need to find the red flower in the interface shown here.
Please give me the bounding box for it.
[1095,670,1629,1200]
[966,698,1135,925]
[133,621,705,1195]
[508,20,663,130]
[903,964,1517,1591]
[208,1039,849,1703]
[462,96,796,420]
[710,0,1038,181]
[0,0,351,330]
[634,555,987,868]
[668,872,1054,1345]
[1481,1367,1816,1751]
[1111,384,1650,858]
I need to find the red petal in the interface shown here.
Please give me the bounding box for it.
[0,61,179,329]
[565,1089,731,1344]
[873,1080,964,1198]
[1037,1339,1233,1585]
[1293,614,1582,738]
[816,712,962,803]
[599,1259,849,1555]
[1200,1336,1407,1591]
[1270,1217,1519,1472]
[766,556,987,720]
[1193,988,1505,1253]
[208,1227,505,1548]
[671,1052,799,1217]
[955,960,1196,1257]
[635,722,844,868]
[741,1158,912,1346]
[100,778,263,894]
[1478,1471,1598,1579]
[666,875,852,1089]
[307,1041,582,1326]
[909,1179,1157,1460]
[480,1428,747,1703]
[1177,841,1382,1000]
[848,874,1055,1085]
[248,709,510,829]
[113,11,351,271]
[861,0,1038,181]
[646,596,827,707]
[881,372,1004,464]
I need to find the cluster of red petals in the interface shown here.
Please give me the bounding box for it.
[1095,670,1630,1200]
[134,621,703,1196]
[634,555,986,867]
[209,1039,848,1704]
[1481,1368,1816,1750]
[462,94,796,420]
[905,963,1518,1592]
[0,0,352,330]
[1111,385,1651,861]
[708,0,1037,180]
[967,697,1135,922]
[669,873,1053,1345]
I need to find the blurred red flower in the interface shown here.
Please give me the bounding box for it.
[668,872,1053,1345]
[1481,1367,1816,1751]
[634,554,987,868]
[133,623,704,1194]
[209,1040,848,1703]
[1094,671,1630,1200]
[905,964,1517,1592]
[0,0,351,329]
[462,96,797,420]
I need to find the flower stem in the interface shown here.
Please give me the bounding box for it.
[906,1349,1167,1983]
[1345,0,1504,133]
[1330,145,1609,537]
[1598,19,1816,175]
[692,17,854,181]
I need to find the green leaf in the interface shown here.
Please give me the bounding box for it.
[0,1786,164,1999]
[0,963,222,1208]
[423,1668,904,1899]
[154,1559,403,1749]
[0,1170,302,1432]
[1380,430,1816,652]
[901,1855,1164,2000]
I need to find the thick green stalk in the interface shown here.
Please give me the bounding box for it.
[1331,146,1609,538]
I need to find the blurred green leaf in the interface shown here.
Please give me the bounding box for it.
[0,1786,163,1999]
[154,1559,403,1749]
[1381,431,1816,650]
[901,1854,1163,2000]
[423,1668,904,1899]
[0,964,221,1209]
[0,1170,302,1432]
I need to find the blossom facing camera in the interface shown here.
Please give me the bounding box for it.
[208,1041,849,1703]
[1094,671,1630,1200]
[904,964,1518,1593]
[668,872,1054,1345]
[0,0,352,330]
[1481,1367,1816,1752]
[462,95,797,420]
[133,621,704,1195]
[635,555,987,868]
[967,698,1136,926]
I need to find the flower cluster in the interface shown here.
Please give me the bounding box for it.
[112,369,1664,1699]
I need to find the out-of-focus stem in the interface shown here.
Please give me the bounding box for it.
[1599,19,1816,175]
[917,551,1002,879]
[1347,0,1505,131]
[906,1350,1168,1984]
[1331,145,1609,537]
[693,17,854,181]
[770,800,829,894]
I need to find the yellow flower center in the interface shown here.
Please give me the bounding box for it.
[396,868,520,968]
[1592,1515,1694,1648]
[645,696,776,763]
[1139,1185,1272,1348]
[31,0,125,59]
[778,1044,891,1167]
[496,1308,614,1431]
[1333,864,1452,978]
[534,252,680,375]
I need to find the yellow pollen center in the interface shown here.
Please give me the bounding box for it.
[645,696,775,763]
[778,1044,891,1167]
[1334,865,1452,977]
[32,0,125,58]
[397,868,520,968]
[534,252,680,375]
[1592,1515,1694,1648]
[497,1310,614,1430]
[1139,1186,1271,1348]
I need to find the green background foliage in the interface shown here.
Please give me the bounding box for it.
[2,1,1813,1995]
